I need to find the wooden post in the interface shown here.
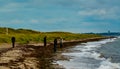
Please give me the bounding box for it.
[44,36,47,47]
[11,37,15,48]
[6,27,8,35]
[54,38,57,52]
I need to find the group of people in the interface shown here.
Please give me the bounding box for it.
[11,36,63,52]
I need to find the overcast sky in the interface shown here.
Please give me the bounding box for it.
[0,0,120,33]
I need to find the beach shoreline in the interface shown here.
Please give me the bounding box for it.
[0,37,115,69]
[51,37,115,69]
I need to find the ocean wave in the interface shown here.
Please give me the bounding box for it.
[56,38,119,69]
[97,60,120,69]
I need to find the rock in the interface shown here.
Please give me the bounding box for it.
[99,53,105,58]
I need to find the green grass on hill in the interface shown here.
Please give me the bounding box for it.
[0,27,103,44]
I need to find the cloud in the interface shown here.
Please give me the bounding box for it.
[0,2,28,12]
[0,0,120,32]
[78,9,106,16]
[80,22,109,26]
[11,20,23,24]
[78,6,120,20]
[30,19,39,23]
[0,19,24,24]
[0,17,67,24]
[33,18,68,24]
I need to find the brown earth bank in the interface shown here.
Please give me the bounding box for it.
[0,37,115,69]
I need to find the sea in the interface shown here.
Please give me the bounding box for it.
[56,36,120,69]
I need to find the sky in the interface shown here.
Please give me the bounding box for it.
[0,0,120,33]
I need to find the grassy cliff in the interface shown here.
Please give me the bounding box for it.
[0,27,103,44]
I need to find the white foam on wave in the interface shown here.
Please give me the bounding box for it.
[117,36,120,38]
[56,38,119,69]
[82,38,116,51]
[97,59,120,69]
[62,51,103,60]
[83,38,120,69]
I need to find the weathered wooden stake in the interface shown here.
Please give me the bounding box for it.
[54,38,57,52]
[44,36,47,47]
[11,37,15,48]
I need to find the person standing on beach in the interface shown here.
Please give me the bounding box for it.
[60,37,63,48]
[44,36,47,47]
[11,37,15,48]
[54,38,57,52]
